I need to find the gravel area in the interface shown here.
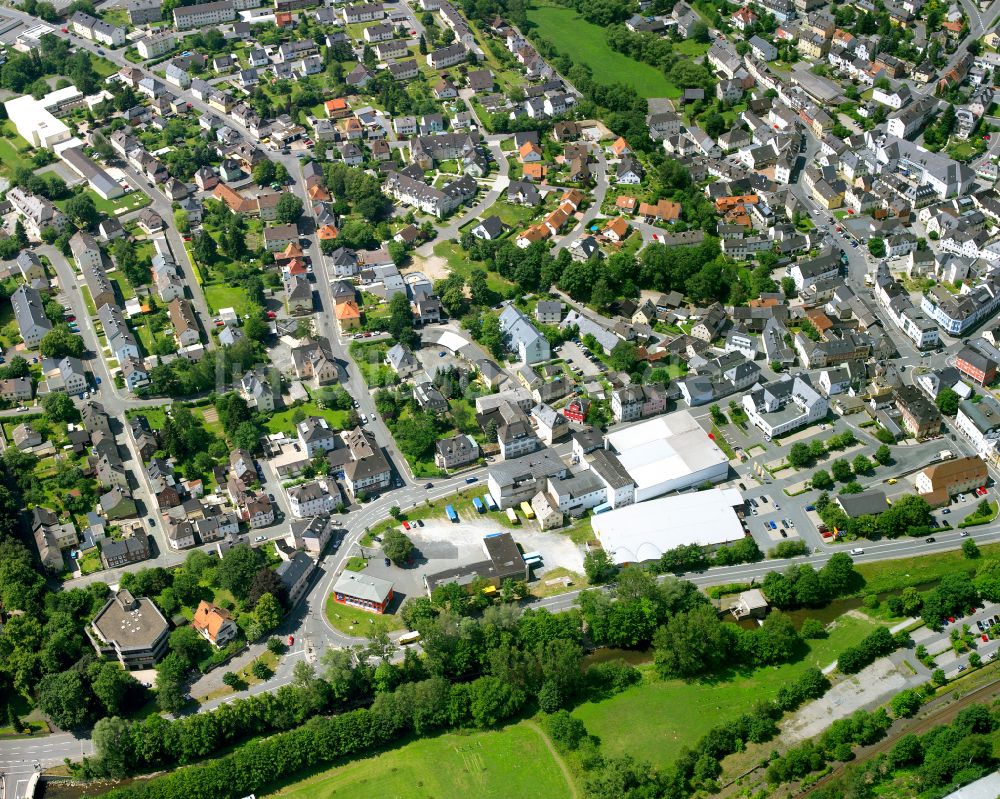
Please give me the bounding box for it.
[782,654,924,742]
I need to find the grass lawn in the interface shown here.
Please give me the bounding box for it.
[79,550,103,575]
[673,39,710,57]
[526,2,681,98]
[265,402,349,437]
[262,722,574,799]
[432,242,515,296]
[130,406,166,429]
[90,53,120,78]
[108,272,135,302]
[349,341,399,388]
[0,135,34,174]
[574,615,877,769]
[81,286,97,317]
[854,542,1000,594]
[488,200,541,229]
[960,500,999,527]
[203,281,251,315]
[324,592,404,636]
[93,189,151,217]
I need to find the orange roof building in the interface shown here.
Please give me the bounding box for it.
[638,198,681,222]
[518,141,543,162]
[324,98,350,119]
[318,224,339,240]
[516,224,550,247]
[212,183,256,214]
[604,216,630,241]
[192,601,238,647]
[715,194,760,212]
[308,184,331,201]
[335,300,362,330]
[610,137,631,156]
[275,11,292,26]
[616,195,638,212]
[523,163,548,180]
[561,188,585,209]
[276,241,304,261]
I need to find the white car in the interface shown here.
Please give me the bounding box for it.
[850,548,865,555]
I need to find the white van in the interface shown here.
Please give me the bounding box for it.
[850,548,865,556]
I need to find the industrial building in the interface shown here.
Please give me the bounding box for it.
[4,93,72,150]
[590,487,747,564]
[604,411,730,502]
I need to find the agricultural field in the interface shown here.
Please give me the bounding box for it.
[263,722,574,799]
[573,615,877,768]
[526,2,681,98]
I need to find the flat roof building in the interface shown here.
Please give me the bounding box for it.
[4,93,71,150]
[590,487,747,564]
[89,589,169,669]
[604,411,730,502]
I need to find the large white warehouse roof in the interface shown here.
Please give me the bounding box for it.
[591,487,746,564]
[605,412,729,500]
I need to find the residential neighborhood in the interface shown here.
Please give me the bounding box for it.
[2,0,1000,796]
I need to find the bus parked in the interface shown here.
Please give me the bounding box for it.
[446,504,458,522]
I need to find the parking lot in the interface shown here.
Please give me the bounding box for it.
[356,517,586,609]
[912,603,1000,678]
[555,340,602,377]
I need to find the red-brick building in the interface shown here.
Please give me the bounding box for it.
[332,571,394,614]
[562,397,590,423]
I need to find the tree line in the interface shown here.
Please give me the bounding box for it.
[806,704,998,798]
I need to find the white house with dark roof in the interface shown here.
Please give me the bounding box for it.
[498,303,551,365]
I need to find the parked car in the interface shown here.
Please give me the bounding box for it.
[402,521,410,530]
[384,557,390,567]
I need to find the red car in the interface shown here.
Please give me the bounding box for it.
[402,521,410,530]
[66,315,75,322]
[949,616,956,623]
[984,634,990,642]
[288,635,294,646]
[267,311,277,319]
